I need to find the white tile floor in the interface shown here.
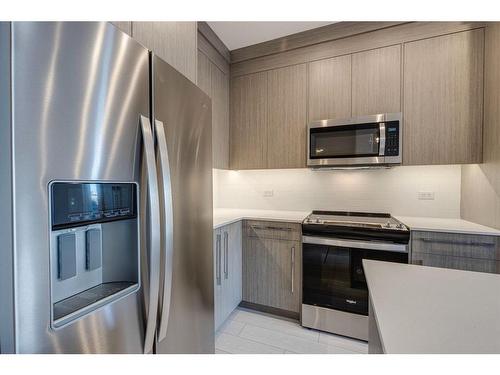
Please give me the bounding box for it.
[215,307,368,354]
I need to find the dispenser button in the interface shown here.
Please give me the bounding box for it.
[57,233,77,280]
[86,229,102,271]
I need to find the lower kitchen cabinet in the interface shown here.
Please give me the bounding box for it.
[242,220,302,315]
[213,221,242,331]
[410,231,500,274]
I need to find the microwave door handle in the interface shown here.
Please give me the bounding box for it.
[379,122,386,156]
[140,115,161,354]
[154,119,174,343]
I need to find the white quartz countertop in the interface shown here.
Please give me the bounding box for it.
[395,216,500,236]
[213,208,309,229]
[363,259,500,354]
[213,209,500,235]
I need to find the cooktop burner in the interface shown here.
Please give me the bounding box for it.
[303,210,409,231]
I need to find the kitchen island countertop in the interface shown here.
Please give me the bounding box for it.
[363,259,500,354]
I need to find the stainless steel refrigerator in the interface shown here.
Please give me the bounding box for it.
[0,22,214,354]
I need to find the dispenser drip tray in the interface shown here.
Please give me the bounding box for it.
[53,281,137,325]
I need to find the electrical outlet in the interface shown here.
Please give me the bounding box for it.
[417,191,435,200]
[263,190,274,197]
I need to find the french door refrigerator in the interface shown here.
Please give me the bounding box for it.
[0,22,214,354]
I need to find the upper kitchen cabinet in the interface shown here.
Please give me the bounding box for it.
[211,63,230,169]
[197,50,211,95]
[267,64,308,169]
[403,29,484,165]
[308,55,351,122]
[110,22,132,36]
[197,30,231,169]
[230,72,268,170]
[351,45,401,116]
[133,22,197,83]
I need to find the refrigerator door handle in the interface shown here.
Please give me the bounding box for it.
[154,119,174,342]
[140,115,162,354]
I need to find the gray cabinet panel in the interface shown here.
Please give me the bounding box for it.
[352,44,401,116]
[243,220,301,313]
[403,29,484,165]
[308,54,352,122]
[230,72,268,169]
[110,22,132,36]
[410,231,500,274]
[213,221,243,331]
[133,22,197,83]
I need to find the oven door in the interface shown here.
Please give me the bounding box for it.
[302,237,408,316]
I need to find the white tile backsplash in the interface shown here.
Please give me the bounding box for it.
[213,165,461,218]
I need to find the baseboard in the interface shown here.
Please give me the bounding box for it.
[238,301,300,321]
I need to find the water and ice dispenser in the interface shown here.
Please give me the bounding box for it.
[49,182,140,328]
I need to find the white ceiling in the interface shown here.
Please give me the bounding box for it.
[207,22,334,51]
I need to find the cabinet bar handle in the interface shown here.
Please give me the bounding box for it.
[224,231,229,279]
[291,246,295,294]
[250,225,293,232]
[216,234,221,286]
[420,238,495,247]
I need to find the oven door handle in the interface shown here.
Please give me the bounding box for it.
[302,235,408,253]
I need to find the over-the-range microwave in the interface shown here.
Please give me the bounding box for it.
[307,113,402,168]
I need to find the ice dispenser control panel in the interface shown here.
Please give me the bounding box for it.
[49,182,139,328]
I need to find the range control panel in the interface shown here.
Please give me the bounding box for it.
[384,121,400,157]
[51,182,137,230]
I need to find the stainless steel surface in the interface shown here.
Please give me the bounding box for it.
[154,119,174,343]
[224,231,229,279]
[152,55,214,354]
[302,236,408,253]
[0,21,15,354]
[216,234,221,286]
[303,211,409,231]
[140,115,161,354]
[307,112,402,167]
[301,304,368,341]
[291,246,295,294]
[378,122,386,156]
[7,22,149,353]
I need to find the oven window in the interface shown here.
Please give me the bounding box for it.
[309,123,380,159]
[302,243,407,315]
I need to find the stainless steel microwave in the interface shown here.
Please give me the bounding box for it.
[307,113,402,168]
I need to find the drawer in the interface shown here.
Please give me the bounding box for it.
[411,231,500,260]
[411,251,500,274]
[244,220,301,241]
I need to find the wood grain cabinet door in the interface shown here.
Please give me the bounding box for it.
[267,64,308,169]
[403,29,484,165]
[211,63,230,169]
[230,72,268,169]
[308,55,352,122]
[132,22,198,83]
[351,44,401,116]
[197,50,211,96]
[243,236,301,313]
[410,231,500,274]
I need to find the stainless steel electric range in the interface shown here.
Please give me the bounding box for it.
[301,211,410,341]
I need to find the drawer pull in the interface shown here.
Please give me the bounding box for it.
[419,238,495,247]
[250,225,293,232]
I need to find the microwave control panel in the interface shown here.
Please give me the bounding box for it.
[384,121,400,157]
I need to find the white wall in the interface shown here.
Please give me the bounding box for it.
[213,165,462,218]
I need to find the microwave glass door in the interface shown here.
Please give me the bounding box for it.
[309,123,380,159]
[302,243,408,315]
